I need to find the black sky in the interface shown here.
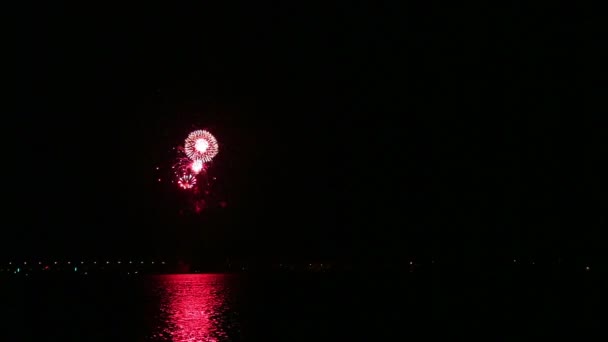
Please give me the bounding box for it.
[5,3,607,263]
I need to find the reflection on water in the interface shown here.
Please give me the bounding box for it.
[149,274,240,342]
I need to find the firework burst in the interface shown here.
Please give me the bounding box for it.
[184,130,219,163]
[191,159,204,174]
[162,128,223,213]
[177,173,197,189]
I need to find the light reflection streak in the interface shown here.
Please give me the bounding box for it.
[150,274,236,342]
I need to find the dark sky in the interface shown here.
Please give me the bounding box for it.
[5,4,606,263]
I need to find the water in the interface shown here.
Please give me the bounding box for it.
[0,273,418,341]
[148,275,242,341]
[1,270,604,340]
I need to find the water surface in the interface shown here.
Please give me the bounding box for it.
[1,272,407,341]
[147,274,241,341]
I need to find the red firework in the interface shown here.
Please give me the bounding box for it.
[177,173,197,189]
[184,130,219,163]
[191,159,204,174]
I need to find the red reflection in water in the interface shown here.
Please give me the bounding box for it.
[151,274,232,341]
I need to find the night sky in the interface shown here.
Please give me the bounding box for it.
[6,4,607,264]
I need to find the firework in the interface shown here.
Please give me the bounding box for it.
[184,130,219,163]
[166,128,221,213]
[177,173,197,189]
[171,154,191,174]
[191,159,203,174]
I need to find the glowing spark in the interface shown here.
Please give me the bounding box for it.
[191,160,203,173]
[195,138,209,152]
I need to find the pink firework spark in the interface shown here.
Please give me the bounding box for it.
[177,173,197,189]
[191,159,204,174]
